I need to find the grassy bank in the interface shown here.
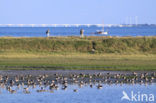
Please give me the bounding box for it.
[0,36,156,54]
[0,36,156,71]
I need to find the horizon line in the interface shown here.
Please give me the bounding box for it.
[0,24,155,27]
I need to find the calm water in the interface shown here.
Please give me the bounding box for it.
[0,83,155,103]
[0,26,156,37]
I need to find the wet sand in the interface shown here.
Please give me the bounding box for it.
[0,70,156,76]
[0,70,155,84]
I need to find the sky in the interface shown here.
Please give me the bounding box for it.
[0,0,156,24]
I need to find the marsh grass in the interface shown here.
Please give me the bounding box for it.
[0,36,156,71]
[0,52,156,71]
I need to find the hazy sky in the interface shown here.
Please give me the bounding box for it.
[0,0,156,24]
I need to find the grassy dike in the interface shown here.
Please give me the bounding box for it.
[0,36,156,71]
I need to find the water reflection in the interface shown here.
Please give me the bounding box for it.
[0,82,155,94]
[0,83,155,103]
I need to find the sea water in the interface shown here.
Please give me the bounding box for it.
[0,26,156,37]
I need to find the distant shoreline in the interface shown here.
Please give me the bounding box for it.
[0,24,156,27]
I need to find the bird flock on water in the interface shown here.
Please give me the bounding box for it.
[0,72,155,94]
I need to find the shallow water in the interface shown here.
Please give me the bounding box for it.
[0,70,155,103]
[0,83,155,103]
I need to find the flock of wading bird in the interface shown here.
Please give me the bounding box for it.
[0,72,155,94]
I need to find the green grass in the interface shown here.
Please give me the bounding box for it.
[0,36,156,54]
[0,52,156,71]
[0,36,156,71]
